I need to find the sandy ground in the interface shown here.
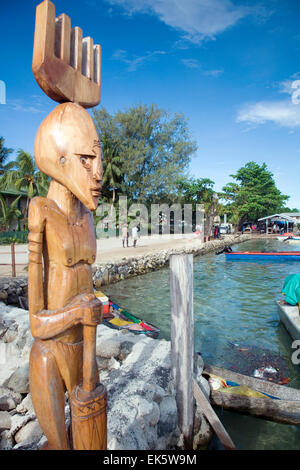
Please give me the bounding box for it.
[0,233,203,277]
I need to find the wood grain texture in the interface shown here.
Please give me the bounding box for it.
[204,364,300,425]
[71,383,107,450]
[193,379,236,450]
[170,254,194,449]
[204,364,300,401]
[28,100,106,449]
[32,0,101,108]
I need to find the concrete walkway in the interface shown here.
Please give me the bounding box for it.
[0,233,202,277]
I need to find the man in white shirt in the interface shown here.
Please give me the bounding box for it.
[132,225,138,248]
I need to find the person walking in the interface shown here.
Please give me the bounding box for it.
[121,223,129,248]
[132,225,138,248]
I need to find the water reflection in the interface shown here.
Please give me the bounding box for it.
[103,238,300,450]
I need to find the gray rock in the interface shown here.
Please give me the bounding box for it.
[0,394,16,411]
[0,291,8,301]
[16,394,35,415]
[9,412,35,438]
[193,413,213,450]
[0,387,22,406]
[96,337,122,359]
[14,420,43,446]
[157,396,177,437]
[0,411,11,432]
[6,364,29,393]
[118,340,134,361]
[0,430,14,449]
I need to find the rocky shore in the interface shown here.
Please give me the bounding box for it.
[0,234,250,305]
[0,302,212,450]
[94,234,250,287]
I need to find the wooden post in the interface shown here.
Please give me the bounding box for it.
[170,254,194,449]
[11,243,16,278]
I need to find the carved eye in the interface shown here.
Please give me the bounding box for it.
[60,156,66,164]
[80,156,88,165]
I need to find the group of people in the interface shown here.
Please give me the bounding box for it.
[121,223,139,248]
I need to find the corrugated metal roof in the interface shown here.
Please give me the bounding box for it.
[258,214,295,223]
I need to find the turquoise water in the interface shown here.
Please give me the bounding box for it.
[102,239,300,450]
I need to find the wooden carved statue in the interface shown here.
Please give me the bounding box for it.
[28,0,106,450]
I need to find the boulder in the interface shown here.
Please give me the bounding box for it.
[0,430,14,450]
[14,420,43,446]
[0,411,11,432]
[16,394,35,415]
[6,364,29,394]
[0,394,16,411]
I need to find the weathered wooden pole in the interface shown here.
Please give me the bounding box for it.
[170,253,194,449]
[11,243,16,278]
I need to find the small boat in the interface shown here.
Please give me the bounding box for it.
[284,238,300,245]
[225,251,300,261]
[203,364,300,425]
[277,236,300,243]
[95,291,160,338]
[277,232,293,238]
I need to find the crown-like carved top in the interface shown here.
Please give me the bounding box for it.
[32,0,101,108]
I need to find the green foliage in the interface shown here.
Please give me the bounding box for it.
[0,194,22,231]
[177,177,215,206]
[0,137,13,175]
[93,104,197,205]
[0,230,28,245]
[221,161,289,225]
[101,133,122,204]
[0,150,50,222]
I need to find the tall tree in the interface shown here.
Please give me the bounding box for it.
[177,177,223,236]
[93,104,197,205]
[221,161,289,225]
[0,137,13,174]
[101,133,122,205]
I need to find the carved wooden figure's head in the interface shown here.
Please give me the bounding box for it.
[34,102,102,211]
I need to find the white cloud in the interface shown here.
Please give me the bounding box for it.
[237,100,300,129]
[181,58,223,77]
[106,0,251,43]
[112,49,166,71]
[237,78,300,129]
[181,58,200,69]
[7,98,45,114]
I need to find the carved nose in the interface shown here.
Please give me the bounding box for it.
[93,159,102,181]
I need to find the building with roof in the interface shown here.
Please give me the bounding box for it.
[257,213,296,234]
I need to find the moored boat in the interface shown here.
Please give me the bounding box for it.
[95,291,160,338]
[277,236,300,243]
[225,251,300,261]
[203,364,300,425]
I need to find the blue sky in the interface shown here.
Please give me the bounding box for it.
[1,0,300,208]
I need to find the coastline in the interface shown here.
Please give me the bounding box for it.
[0,234,252,303]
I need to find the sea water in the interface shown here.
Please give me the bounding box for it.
[103,238,300,450]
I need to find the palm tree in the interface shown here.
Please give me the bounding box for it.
[1,150,50,217]
[0,137,13,175]
[101,134,122,206]
[0,194,22,231]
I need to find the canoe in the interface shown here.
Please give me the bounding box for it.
[95,291,160,339]
[203,364,300,425]
[225,251,300,261]
[277,236,300,243]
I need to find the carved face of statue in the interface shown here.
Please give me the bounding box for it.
[34,102,102,211]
